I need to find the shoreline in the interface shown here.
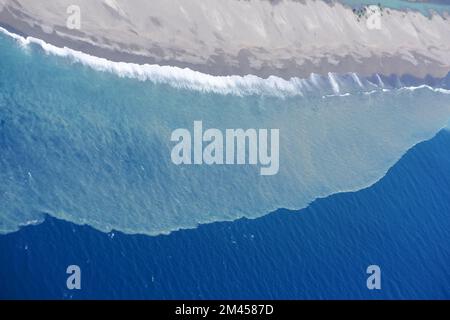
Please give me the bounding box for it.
[2,23,450,95]
[1,21,449,92]
[1,0,450,80]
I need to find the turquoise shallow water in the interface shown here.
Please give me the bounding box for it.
[339,0,450,15]
[1,30,450,237]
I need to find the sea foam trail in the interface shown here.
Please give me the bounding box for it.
[1,28,450,236]
[1,26,449,98]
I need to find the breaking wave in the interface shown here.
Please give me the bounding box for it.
[1,26,449,98]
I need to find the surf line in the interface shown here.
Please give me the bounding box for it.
[170,121,280,176]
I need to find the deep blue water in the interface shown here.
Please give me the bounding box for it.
[1,129,450,300]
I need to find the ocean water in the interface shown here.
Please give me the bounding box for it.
[1,129,450,299]
[1,27,450,299]
[339,0,450,16]
[1,29,450,237]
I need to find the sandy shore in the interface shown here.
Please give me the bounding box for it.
[0,0,449,79]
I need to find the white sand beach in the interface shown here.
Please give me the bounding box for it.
[0,0,449,78]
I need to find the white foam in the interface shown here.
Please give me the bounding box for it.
[1,26,449,99]
[0,26,307,97]
[328,72,340,94]
[351,73,364,88]
[376,74,385,88]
